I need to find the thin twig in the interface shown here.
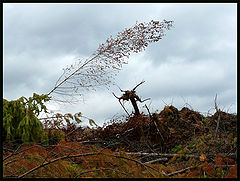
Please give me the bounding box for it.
[214,93,221,139]
[119,99,130,117]
[132,80,145,91]
[214,94,219,112]
[48,55,99,95]
[112,92,130,116]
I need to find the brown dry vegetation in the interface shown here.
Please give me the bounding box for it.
[3,105,238,178]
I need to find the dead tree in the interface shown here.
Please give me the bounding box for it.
[113,81,150,116]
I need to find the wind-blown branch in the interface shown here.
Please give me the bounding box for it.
[48,20,173,102]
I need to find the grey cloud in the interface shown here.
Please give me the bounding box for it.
[4,3,179,59]
[4,3,237,126]
[4,4,153,58]
[3,53,76,99]
[146,3,236,66]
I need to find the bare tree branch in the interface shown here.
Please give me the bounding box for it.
[214,93,221,139]
[167,164,199,177]
[113,81,150,116]
[112,92,130,116]
[133,80,145,91]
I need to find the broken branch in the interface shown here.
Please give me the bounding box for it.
[133,80,145,91]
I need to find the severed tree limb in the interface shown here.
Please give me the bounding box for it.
[144,157,168,164]
[134,94,150,103]
[112,92,130,116]
[167,165,199,177]
[139,98,151,103]
[113,81,150,116]
[112,92,121,99]
[48,20,173,103]
[133,80,145,91]
[214,93,220,112]
[129,96,140,115]
[119,100,130,117]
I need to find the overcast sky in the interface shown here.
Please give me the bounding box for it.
[3,3,237,126]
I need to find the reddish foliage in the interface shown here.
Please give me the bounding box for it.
[186,168,201,177]
[224,158,235,165]
[214,153,233,165]
[214,156,225,165]
[21,144,48,158]
[3,105,237,178]
[203,163,215,176]
[51,140,92,157]
[225,165,237,178]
